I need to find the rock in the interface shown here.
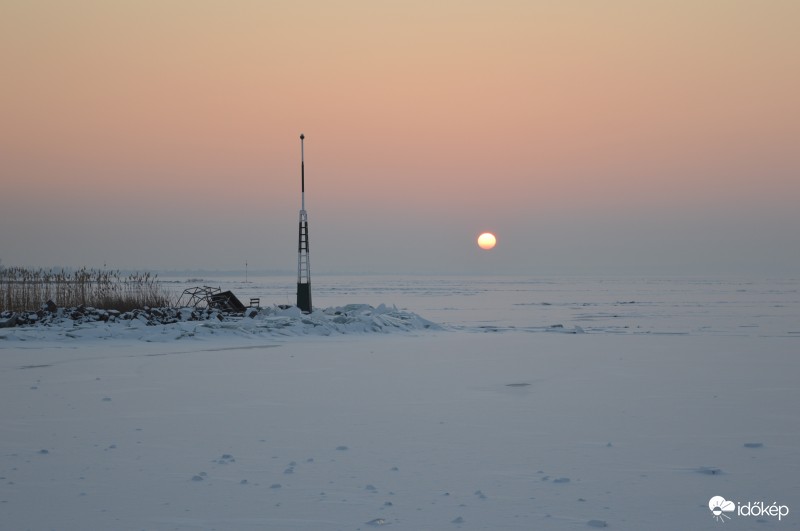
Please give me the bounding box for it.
[0,314,18,328]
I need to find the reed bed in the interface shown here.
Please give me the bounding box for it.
[0,267,173,313]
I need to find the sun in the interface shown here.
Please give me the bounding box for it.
[477,232,497,250]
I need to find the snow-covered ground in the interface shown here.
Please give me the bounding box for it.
[1,276,798,530]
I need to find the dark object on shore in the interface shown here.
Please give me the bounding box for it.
[209,291,246,312]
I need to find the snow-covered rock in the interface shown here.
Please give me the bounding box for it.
[0,303,440,342]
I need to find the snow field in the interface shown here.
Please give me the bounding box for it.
[1,331,798,530]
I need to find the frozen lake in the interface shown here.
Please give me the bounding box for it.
[1,275,798,530]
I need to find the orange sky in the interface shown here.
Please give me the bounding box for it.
[1,1,798,274]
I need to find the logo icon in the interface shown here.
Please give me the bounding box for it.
[709,496,735,522]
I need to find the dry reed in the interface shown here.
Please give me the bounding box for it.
[0,267,173,313]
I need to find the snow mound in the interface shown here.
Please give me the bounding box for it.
[0,303,441,343]
[255,303,441,335]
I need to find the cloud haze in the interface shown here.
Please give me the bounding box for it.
[2,1,798,276]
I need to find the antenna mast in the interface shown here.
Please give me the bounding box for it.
[296,133,312,312]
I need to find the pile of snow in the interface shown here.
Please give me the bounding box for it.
[0,303,441,342]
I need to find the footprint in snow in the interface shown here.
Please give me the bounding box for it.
[694,466,723,475]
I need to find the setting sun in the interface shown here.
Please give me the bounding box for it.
[477,232,497,250]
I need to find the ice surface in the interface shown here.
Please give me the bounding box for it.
[1,276,798,530]
[158,274,800,337]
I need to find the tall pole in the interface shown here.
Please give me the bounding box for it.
[296,133,312,312]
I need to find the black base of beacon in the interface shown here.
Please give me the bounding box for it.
[297,283,312,313]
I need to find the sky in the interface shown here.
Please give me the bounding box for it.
[1,0,798,276]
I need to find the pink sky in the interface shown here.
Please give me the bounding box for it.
[1,1,798,274]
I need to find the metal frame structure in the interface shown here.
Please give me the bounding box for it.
[177,286,246,312]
